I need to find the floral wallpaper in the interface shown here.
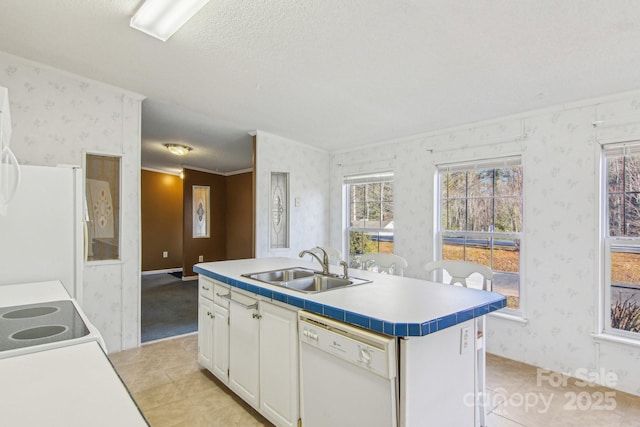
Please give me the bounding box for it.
[0,51,143,352]
[255,131,330,259]
[329,98,640,397]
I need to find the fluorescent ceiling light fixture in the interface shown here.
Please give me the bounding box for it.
[130,0,210,42]
[165,143,192,156]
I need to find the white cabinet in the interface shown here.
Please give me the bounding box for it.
[198,276,230,384]
[197,277,215,369]
[229,291,260,408]
[197,295,213,369]
[259,301,299,427]
[197,275,300,426]
[211,302,229,382]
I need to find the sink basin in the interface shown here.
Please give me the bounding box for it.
[244,267,316,283]
[242,267,371,294]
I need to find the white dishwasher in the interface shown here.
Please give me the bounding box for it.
[298,311,398,427]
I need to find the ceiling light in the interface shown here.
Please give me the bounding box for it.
[165,144,192,156]
[130,0,210,42]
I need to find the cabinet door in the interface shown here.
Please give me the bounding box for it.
[229,294,260,409]
[259,302,299,427]
[197,296,213,369]
[211,303,229,383]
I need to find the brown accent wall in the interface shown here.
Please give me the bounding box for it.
[226,172,254,259]
[141,170,183,271]
[183,168,227,276]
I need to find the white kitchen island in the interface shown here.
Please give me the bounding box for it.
[195,258,506,427]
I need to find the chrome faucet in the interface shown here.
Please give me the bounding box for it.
[299,247,330,275]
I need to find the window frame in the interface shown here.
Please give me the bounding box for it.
[601,142,640,339]
[83,151,122,263]
[344,171,394,265]
[435,156,523,316]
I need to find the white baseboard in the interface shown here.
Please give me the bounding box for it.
[182,275,198,281]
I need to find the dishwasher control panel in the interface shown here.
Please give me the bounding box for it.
[299,311,396,379]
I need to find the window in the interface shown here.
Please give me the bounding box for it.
[345,172,394,266]
[85,153,120,261]
[437,157,523,311]
[270,172,289,249]
[603,144,640,337]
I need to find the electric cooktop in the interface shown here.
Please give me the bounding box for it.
[0,300,90,353]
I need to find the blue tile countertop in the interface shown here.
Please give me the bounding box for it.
[194,257,506,337]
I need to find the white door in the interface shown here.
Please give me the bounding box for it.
[197,296,213,369]
[211,302,229,383]
[259,302,299,427]
[229,294,260,408]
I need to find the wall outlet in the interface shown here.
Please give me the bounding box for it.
[460,327,471,355]
[198,255,204,262]
[162,251,168,258]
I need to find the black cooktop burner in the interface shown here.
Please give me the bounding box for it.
[0,300,90,352]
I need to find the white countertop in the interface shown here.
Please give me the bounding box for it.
[0,341,147,426]
[0,280,72,306]
[195,257,507,336]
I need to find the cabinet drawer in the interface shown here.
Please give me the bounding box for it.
[214,283,231,307]
[199,276,214,300]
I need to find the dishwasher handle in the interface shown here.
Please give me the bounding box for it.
[301,328,319,341]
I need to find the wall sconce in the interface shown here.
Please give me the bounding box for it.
[165,144,192,156]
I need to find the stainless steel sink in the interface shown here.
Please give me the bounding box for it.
[242,267,371,294]
[245,267,316,283]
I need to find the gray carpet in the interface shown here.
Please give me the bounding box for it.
[141,273,198,343]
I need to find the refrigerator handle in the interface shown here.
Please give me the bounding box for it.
[0,146,21,215]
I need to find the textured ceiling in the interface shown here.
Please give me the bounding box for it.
[1,0,640,174]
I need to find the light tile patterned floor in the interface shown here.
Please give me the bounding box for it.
[110,334,640,426]
[485,353,640,427]
[109,334,269,427]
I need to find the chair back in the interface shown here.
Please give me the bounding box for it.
[306,246,342,265]
[424,260,493,291]
[356,253,408,276]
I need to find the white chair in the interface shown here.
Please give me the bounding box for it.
[306,246,342,265]
[424,260,493,427]
[356,253,408,276]
[423,259,493,291]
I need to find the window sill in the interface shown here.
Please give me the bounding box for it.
[592,333,640,349]
[488,310,528,324]
[85,259,124,267]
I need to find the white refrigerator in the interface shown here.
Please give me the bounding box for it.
[0,86,20,216]
[0,165,84,302]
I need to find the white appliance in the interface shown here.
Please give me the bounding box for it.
[0,280,104,359]
[0,86,21,216]
[0,165,84,302]
[0,281,146,426]
[298,311,398,427]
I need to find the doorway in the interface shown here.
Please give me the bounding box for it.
[141,271,198,342]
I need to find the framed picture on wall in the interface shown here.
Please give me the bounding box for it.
[193,185,210,238]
